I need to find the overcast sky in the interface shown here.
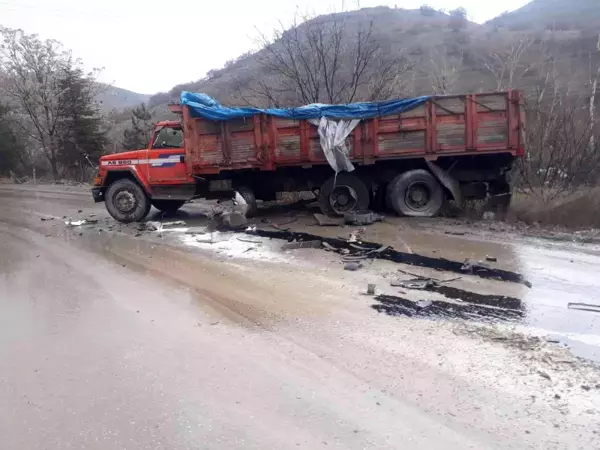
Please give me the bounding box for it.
[1,0,529,94]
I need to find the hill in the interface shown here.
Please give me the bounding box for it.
[96,85,150,111]
[145,2,600,115]
[488,0,600,30]
[148,6,481,107]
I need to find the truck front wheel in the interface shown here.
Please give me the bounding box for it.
[387,169,444,217]
[105,179,151,223]
[152,200,185,215]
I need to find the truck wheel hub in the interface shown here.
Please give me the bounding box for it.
[115,190,137,213]
[405,182,431,211]
[330,185,358,213]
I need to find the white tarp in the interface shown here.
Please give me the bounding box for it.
[309,117,360,173]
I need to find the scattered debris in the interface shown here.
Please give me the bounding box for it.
[344,262,363,271]
[145,221,163,231]
[537,370,552,381]
[416,299,432,309]
[236,237,263,244]
[372,295,522,322]
[313,213,344,226]
[445,231,466,236]
[343,210,383,226]
[568,302,600,313]
[162,220,186,227]
[281,240,322,251]
[77,209,83,213]
[219,212,248,230]
[40,217,53,221]
[367,284,376,295]
[65,219,88,227]
[275,217,298,227]
[322,242,338,251]
[486,255,497,262]
[250,229,531,286]
[391,278,435,290]
[461,259,491,273]
[89,213,96,217]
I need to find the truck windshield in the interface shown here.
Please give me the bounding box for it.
[152,127,184,149]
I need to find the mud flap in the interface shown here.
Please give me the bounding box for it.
[425,161,462,206]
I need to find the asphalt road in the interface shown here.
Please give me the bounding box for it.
[0,184,598,449]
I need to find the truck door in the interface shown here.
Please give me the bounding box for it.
[147,126,188,182]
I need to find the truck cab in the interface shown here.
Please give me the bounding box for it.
[93,120,195,222]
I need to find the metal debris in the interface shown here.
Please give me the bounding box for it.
[367,284,376,295]
[486,255,497,262]
[390,278,435,290]
[236,237,263,244]
[322,242,338,251]
[568,302,600,313]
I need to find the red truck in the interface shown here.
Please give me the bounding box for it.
[93,90,524,222]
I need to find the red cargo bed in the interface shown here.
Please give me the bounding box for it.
[174,90,524,175]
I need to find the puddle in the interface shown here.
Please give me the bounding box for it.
[372,295,523,323]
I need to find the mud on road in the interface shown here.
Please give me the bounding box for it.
[1,184,599,450]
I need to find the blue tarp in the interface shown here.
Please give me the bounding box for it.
[180,91,430,121]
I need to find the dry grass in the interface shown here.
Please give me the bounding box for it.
[510,188,600,228]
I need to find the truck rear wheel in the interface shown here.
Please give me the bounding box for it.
[387,169,444,217]
[318,172,370,216]
[105,179,151,223]
[152,200,185,215]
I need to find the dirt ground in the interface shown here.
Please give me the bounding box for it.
[1,184,599,449]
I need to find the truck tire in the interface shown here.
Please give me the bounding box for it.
[152,200,185,215]
[387,169,444,217]
[236,186,258,218]
[318,172,370,216]
[105,179,151,223]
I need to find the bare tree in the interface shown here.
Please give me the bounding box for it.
[424,48,463,94]
[480,35,536,90]
[586,34,600,151]
[242,11,413,106]
[0,27,72,179]
[515,49,600,202]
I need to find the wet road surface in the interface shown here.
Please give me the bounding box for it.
[1,184,599,449]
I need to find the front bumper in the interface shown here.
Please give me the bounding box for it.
[92,187,104,203]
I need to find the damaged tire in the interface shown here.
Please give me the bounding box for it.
[152,200,185,215]
[236,186,258,218]
[318,172,370,216]
[105,179,151,223]
[387,169,444,217]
